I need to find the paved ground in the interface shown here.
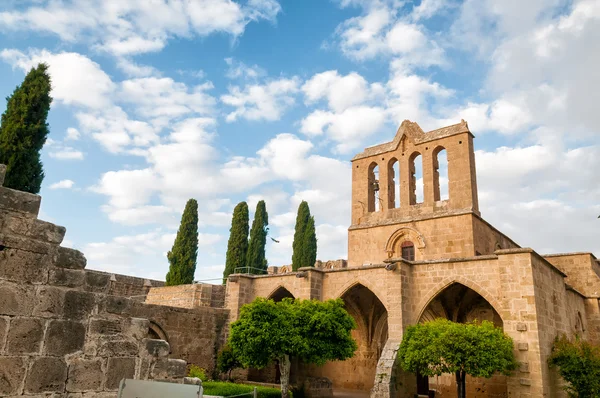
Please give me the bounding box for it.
[333,389,370,398]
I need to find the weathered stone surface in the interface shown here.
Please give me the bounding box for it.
[85,271,111,293]
[103,295,131,315]
[49,267,86,288]
[151,358,187,379]
[0,186,41,218]
[6,317,44,354]
[0,282,35,316]
[124,318,149,340]
[55,246,87,270]
[33,286,65,318]
[0,248,49,283]
[183,377,202,385]
[0,164,5,186]
[105,357,136,390]
[89,318,122,335]
[0,316,8,351]
[98,339,139,357]
[25,357,68,393]
[0,356,27,395]
[304,377,333,398]
[30,220,65,245]
[63,290,95,320]
[44,320,86,356]
[144,339,170,358]
[67,358,104,392]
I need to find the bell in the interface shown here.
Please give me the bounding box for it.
[373,180,380,192]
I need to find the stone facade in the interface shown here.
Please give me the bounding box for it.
[223,120,600,398]
[0,166,228,397]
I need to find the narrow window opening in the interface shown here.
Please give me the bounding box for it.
[433,147,449,201]
[401,241,415,261]
[409,153,423,205]
[387,158,399,209]
[368,162,381,212]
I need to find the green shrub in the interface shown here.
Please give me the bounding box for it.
[217,345,241,380]
[549,335,600,397]
[188,364,207,381]
[203,381,291,398]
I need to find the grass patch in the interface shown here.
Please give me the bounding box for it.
[203,381,290,398]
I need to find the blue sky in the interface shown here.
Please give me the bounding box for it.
[0,0,598,282]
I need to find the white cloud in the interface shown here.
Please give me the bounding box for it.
[0,0,282,57]
[48,147,85,160]
[0,49,115,109]
[65,127,80,140]
[221,77,301,122]
[225,57,266,81]
[49,179,75,190]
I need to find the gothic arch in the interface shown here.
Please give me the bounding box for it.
[335,280,388,311]
[385,227,426,259]
[148,321,169,343]
[415,276,504,325]
[267,285,295,302]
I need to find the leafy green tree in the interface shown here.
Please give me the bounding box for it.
[0,63,52,193]
[217,344,242,380]
[300,215,317,269]
[223,202,249,283]
[398,319,516,398]
[292,201,310,270]
[165,199,198,285]
[246,200,268,274]
[230,297,357,398]
[549,334,600,397]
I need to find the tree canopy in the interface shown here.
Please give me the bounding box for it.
[229,297,357,398]
[300,215,317,269]
[549,334,600,397]
[398,319,516,398]
[223,201,249,283]
[165,199,198,285]
[0,63,52,193]
[246,200,268,274]
[292,201,311,270]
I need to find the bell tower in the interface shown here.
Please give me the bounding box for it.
[347,120,483,266]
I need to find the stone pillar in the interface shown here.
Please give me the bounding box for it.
[422,150,434,206]
[224,275,254,322]
[399,156,410,209]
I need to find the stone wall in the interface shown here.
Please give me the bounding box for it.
[145,283,226,309]
[0,167,228,396]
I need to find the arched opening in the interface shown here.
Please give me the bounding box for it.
[312,284,388,393]
[387,158,399,209]
[147,321,169,345]
[417,283,506,397]
[269,286,294,302]
[368,162,380,212]
[409,152,423,205]
[433,147,449,201]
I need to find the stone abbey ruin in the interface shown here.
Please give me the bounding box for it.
[1,120,599,397]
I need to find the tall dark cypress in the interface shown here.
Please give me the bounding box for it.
[165,199,199,286]
[301,215,317,268]
[223,201,249,283]
[292,201,310,271]
[0,63,52,193]
[246,200,268,274]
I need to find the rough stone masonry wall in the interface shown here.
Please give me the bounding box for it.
[0,166,228,396]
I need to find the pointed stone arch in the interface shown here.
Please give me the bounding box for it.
[385,227,426,259]
[267,286,295,302]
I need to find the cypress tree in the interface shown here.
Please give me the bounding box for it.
[165,199,199,286]
[292,201,310,271]
[0,63,52,194]
[301,215,317,268]
[223,201,249,283]
[246,200,268,274]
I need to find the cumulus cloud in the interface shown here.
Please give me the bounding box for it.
[49,180,75,190]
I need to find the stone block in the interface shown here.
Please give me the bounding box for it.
[85,271,111,293]
[151,358,187,379]
[518,342,529,351]
[124,317,149,340]
[44,320,86,356]
[105,357,136,390]
[519,378,532,386]
[63,290,96,320]
[304,377,333,398]
[516,323,528,331]
[67,358,104,392]
[98,339,139,357]
[6,317,45,354]
[183,377,202,385]
[0,282,35,316]
[103,296,131,315]
[0,356,27,395]
[143,339,170,358]
[520,362,530,373]
[25,357,68,393]
[0,248,49,283]
[55,246,87,270]
[0,186,41,218]
[89,318,123,335]
[33,286,65,318]
[0,316,8,351]
[49,267,86,288]
[30,219,66,244]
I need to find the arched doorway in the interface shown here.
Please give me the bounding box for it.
[269,286,294,302]
[314,284,388,393]
[418,283,507,397]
